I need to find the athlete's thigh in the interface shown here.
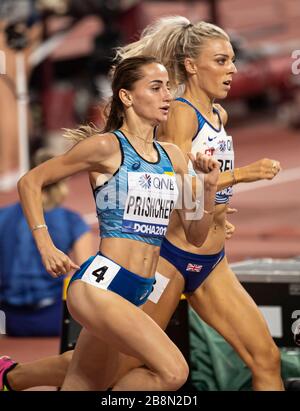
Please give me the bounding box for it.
[112,257,185,383]
[187,257,273,357]
[67,281,185,373]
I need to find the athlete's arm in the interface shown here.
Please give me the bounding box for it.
[213,104,281,189]
[162,142,219,247]
[218,158,281,189]
[18,133,120,277]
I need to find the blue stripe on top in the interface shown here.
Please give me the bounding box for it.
[94,130,177,247]
[176,97,206,139]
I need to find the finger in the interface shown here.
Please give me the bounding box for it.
[225,226,235,239]
[49,260,64,277]
[70,260,81,270]
[271,160,281,174]
[206,158,215,171]
[201,159,211,173]
[209,158,220,169]
[47,269,59,278]
[226,226,235,234]
[226,207,238,214]
[53,259,67,274]
[274,161,281,172]
[225,221,234,230]
[57,265,68,275]
[48,262,59,276]
[196,153,210,173]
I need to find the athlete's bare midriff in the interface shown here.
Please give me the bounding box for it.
[166,203,228,255]
[100,237,161,279]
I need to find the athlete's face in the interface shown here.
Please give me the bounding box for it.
[126,63,171,125]
[186,38,237,100]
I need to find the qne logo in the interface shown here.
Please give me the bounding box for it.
[138,173,175,191]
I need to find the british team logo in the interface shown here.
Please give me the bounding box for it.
[138,173,151,189]
[186,263,203,272]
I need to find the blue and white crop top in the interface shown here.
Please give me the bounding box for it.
[94,130,179,246]
[176,97,234,204]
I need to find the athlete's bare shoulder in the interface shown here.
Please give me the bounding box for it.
[169,99,198,119]
[157,141,187,174]
[81,131,120,157]
[158,99,198,145]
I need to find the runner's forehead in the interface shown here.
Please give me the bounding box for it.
[139,63,169,83]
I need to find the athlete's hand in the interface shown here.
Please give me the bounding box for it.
[225,220,235,239]
[225,207,237,240]
[225,207,237,239]
[40,245,80,278]
[188,152,220,188]
[237,159,281,183]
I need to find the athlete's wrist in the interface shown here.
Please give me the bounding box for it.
[232,168,241,184]
[33,231,54,252]
[203,181,218,192]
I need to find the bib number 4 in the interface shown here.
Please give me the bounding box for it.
[92,266,108,283]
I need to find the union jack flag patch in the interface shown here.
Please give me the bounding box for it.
[186,263,203,272]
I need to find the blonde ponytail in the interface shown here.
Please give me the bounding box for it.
[62,123,103,144]
[116,16,229,90]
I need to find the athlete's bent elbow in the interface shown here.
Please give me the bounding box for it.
[17,173,37,198]
[17,174,28,194]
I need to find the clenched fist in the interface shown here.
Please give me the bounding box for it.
[188,152,220,188]
[237,158,281,183]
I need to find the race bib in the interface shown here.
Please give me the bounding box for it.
[214,135,234,172]
[214,135,234,200]
[147,271,170,304]
[81,254,121,289]
[122,172,178,237]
